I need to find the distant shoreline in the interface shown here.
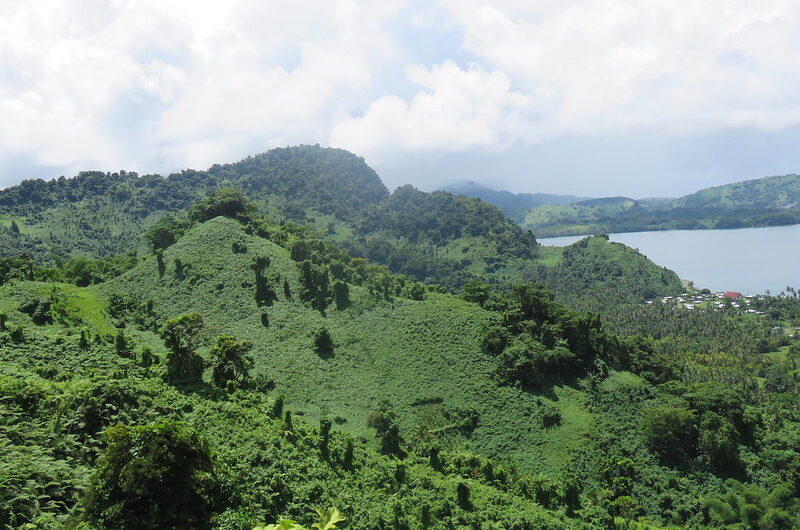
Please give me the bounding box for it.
[539,224,800,296]
[537,222,800,245]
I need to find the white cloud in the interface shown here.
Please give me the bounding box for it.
[3,0,800,186]
[0,0,407,180]
[330,61,539,158]
[438,0,800,135]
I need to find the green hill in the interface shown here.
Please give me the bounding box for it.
[674,174,800,210]
[0,214,638,527]
[520,174,800,236]
[207,146,389,221]
[0,146,387,260]
[531,235,681,302]
[340,184,540,288]
[103,217,593,474]
[520,199,642,237]
[0,294,579,528]
[0,146,682,303]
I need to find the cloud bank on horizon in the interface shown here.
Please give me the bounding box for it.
[3,0,800,196]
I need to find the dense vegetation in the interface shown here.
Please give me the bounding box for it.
[341,184,539,288]
[516,174,800,236]
[2,150,800,528]
[0,146,385,260]
[528,235,681,303]
[0,145,682,301]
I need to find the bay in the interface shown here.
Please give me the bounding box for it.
[538,224,800,295]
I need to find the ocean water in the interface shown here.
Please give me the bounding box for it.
[538,224,800,295]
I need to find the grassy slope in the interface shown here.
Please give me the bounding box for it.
[675,173,800,209]
[0,281,115,336]
[0,304,579,528]
[520,200,715,237]
[0,284,129,378]
[6,219,794,527]
[0,220,593,526]
[522,199,641,237]
[103,217,594,476]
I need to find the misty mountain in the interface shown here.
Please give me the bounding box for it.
[439,180,588,219]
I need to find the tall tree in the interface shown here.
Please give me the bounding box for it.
[160,313,205,383]
[210,334,254,388]
[82,422,229,529]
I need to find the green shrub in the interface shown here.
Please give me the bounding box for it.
[210,335,254,388]
[760,508,794,529]
[188,188,257,224]
[313,328,334,357]
[10,326,24,343]
[83,422,231,529]
[641,404,697,465]
[161,313,205,383]
[698,411,740,473]
[333,281,349,310]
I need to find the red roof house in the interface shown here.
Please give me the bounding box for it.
[724,291,743,299]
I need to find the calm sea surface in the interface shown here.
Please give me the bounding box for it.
[538,224,800,295]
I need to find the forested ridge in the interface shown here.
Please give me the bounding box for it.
[514,174,800,237]
[0,144,681,299]
[1,151,799,529]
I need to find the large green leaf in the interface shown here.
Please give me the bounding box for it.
[312,507,345,530]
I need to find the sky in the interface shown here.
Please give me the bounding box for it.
[3,1,800,197]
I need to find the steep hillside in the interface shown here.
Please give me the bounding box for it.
[0,214,654,527]
[103,217,593,474]
[0,285,580,528]
[521,174,800,236]
[3,212,800,528]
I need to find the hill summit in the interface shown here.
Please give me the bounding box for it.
[0,145,682,304]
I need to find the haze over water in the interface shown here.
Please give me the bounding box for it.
[539,224,800,295]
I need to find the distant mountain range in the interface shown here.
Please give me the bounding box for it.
[444,174,800,237]
[439,180,587,218]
